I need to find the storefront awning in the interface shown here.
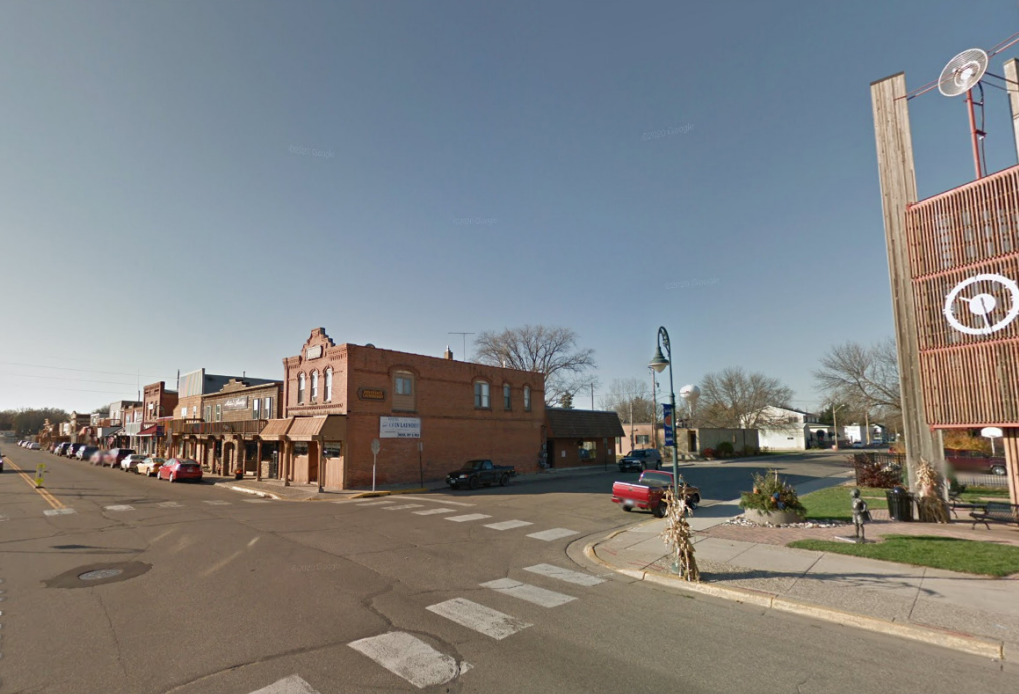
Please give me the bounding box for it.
[287,416,328,441]
[260,418,293,438]
[137,425,162,437]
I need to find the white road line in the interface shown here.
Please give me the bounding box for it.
[481,578,577,607]
[523,564,606,586]
[248,674,321,694]
[349,631,471,689]
[156,501,183,508]
[244,499,271,504]
[203,500,231,506]
[413,508,455,515]
[397,495,475,507]
[383,504,424,511]
[426,598,531,640]
[445,513,492,523]
[484,520,533,531]
[43,508,76,516]
[349,500,395,506]
[526,528,578,541]
[104,505,135,512]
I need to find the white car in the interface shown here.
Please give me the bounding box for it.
[28,442,40,450]
[136,457,167,477]
[120,453,148,472]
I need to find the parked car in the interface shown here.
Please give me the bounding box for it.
[851,442,865,449]
[89,450,107,465]
[618,448,663,472]
[120,453,149,472]
[612,469,701,517]
[76,445,98,461]
[103,448,135,468]
[54,442,71,456]
[446,459,516,489]
[158,458,203,483]
[27,442,40,450]
[136,457,167,477]
[944,448,1007,476]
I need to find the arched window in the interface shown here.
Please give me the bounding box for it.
[297,373,306,404]
[524,386,531,412]
[474,380,490,409]
[311,370,319,402]
[325,368,333,402]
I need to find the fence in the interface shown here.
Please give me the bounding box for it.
[955,473,1010,488]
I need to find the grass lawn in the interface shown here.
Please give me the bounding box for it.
[800,485,888,522]
[958,486,1010,503]
[788,535,1019,577]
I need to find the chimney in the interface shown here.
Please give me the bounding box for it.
[444,345,454,360]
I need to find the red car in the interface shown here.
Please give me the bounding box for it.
[158,458,203,483]
[612,470,701,517]
[945,449,1007,476]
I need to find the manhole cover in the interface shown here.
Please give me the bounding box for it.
[79,569,123,581]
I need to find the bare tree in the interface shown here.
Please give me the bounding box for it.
[600,378,654,424]
[813,338,901,413]
[698,367,795,430]
[474,325,596,406]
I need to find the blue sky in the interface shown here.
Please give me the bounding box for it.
[2,0,1019,414]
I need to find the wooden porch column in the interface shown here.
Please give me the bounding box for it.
[1004,429,1019,506]
[239,437,247,475]
[256,439,263,481]
[283,439,291,487]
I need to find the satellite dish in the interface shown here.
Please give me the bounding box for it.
[938,48,989,97]
[679,384,700,401]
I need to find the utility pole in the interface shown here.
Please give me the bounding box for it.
[591,384,594,410]
[629,399,634,452]
[448,332,475,362]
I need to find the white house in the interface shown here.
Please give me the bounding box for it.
[756,406,840,451]
[843,423,886,445]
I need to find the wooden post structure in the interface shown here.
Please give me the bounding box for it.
[256,439,263,481]
[870,73,946,492]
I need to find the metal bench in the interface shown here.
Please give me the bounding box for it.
[969,501,1019,530]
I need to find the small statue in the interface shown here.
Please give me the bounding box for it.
[851,488,871,540]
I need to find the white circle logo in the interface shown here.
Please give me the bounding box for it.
[943,273,1019,335]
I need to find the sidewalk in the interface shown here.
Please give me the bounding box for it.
[586,498,1019,661]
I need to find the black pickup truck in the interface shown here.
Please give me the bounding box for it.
[446,459,516,490]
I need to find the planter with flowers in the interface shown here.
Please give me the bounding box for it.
[739,470,807,525]
[234,468,244,480]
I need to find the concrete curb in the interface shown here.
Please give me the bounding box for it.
[224,485,281,500]
[350,487,429,499]
[582,536,1006,661]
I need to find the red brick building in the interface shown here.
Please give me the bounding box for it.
[267,328,545,489]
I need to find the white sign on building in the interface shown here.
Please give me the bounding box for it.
[379,416,421,439]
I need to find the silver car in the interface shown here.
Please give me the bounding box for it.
[120,453,148,472]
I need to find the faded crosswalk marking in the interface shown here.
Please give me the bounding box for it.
[203,500,231,506]
[413,508,455,515]
[426,598,531,640]
[484,519,533,530]
[44,508,76,516]
[481,578,576,607]
[104,505,135,512]
[383,504,424,511]
[243,499,271,503]
[349,631,471,689]
[445,513,491,522]
[350,500,395,506]
[526,528,578,541]
[156,501,183,508]
[523,563,606,586]
[248,674,321,694]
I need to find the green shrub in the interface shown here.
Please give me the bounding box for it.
[739,470,806,515]
[716,441,734,457]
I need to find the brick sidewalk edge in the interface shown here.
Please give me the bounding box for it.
[582,525,1008,662]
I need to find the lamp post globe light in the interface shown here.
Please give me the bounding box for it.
[649,326,681,508]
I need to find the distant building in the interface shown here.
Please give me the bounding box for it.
[756,406,831,451]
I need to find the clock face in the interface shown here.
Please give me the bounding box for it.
[942,273,1019,336]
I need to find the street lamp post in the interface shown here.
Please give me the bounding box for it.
[649,326,681,510]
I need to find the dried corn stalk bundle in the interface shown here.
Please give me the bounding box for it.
[659,486,700,582]
[916,457,949,524]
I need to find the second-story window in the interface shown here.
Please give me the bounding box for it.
[253,398,261,420]
[524,386,531,412]
[215,404,222,422]
[298,373,306,404]
[325,368,333,402]
[396,375,413,396]
[311,371,319,402]
[205,405,211,421]
[474,381,490,409]
[265,396,273,418]
[503,384,511,410]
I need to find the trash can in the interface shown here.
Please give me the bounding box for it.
[885,487,914,522]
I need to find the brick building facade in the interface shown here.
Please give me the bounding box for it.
[268,328,545,489]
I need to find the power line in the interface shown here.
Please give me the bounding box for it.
[0,361,164,378]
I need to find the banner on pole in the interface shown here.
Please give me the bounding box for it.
[662,403,675,447]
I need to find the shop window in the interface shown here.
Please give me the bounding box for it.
[323,442,342,458]
[524,386,531,412]
[293,441,309,456]
[311,371,319,403]
[503,383,511,410]
[325,368,333,402]
[298,373,306,404]
[474,381,490,409]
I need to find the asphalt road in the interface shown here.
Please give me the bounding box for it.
[0,446,1015,694]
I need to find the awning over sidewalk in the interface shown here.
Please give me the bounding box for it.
[261,418,293,438]
[137,425,162,437]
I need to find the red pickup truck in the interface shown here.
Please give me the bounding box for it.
[612,470,701,518]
